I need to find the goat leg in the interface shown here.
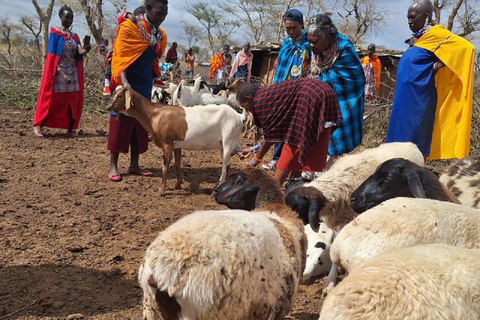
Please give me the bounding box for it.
[174,148,182,189]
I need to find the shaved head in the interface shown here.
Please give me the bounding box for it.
[409,0,433,17]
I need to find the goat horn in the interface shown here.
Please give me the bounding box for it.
[125,89,132,110]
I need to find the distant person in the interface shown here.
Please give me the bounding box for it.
[360,43,381,100]
[209,44,232,84]
[185,47,195,78]
[230,42,253,83]
[386,0,475,160]
[307,14,365,167]
[236,78,341,185]
[165,41,178,64]
[107,0,168,182]
[33,5,91,138]
[263,8,311,171]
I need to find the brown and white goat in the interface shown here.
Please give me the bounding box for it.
[107,87,245,195]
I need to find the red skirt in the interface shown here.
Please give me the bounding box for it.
[107,114,149,154]
[276,128,331,172]
[33,91,82,129]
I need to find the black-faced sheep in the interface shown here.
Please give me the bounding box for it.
[320,244,480,320]
[107,87,245,194]
[216,173,333,279]
[439,155,480,209]
[139,168,307,320]
[285,142,424,232]
[330,197,480,273]
[350,158,460,213]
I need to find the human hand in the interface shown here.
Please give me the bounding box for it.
[84,44,92,52]
[238,147,252,160]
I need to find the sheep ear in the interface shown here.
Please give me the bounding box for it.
[308,199,321,232]
[407,172,427,198]
[125,89,132,110]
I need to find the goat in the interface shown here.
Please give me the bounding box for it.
[350,158,460,213]
[107,87,245,195]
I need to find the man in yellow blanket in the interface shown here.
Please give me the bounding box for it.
[360,43,381,100]
[209,44,232,84]
[386,0,475,160]
[107,0,168,182]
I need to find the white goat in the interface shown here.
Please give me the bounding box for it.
[107,87,245,194]
[151,83,177,104]
[320,244,480,320]
[172,77,211,106]
[139,168,307,320]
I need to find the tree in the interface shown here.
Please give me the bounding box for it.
[31,0,55,58]
[181,20,203,47]
[331,0,387,45]
[433,0,480,37]
[20,14,43,51]
[186,2,238,56]
[0,17,16,54]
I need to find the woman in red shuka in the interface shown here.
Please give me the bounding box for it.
[33,5,91,138]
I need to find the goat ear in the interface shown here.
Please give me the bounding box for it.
[407,172,427,198]
[125,89,132,111]
[177,84,182,99]
[308,198,321,232]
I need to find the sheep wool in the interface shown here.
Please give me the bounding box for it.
[439,155,480,209]
[305,142,424,230]
[139,208,306,320]
[320,244,480,320]
[331,197,480,273]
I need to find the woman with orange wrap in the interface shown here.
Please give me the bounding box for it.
[107,0,168,182]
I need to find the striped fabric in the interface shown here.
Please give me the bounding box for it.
[252,78,341,166]
[273,30,311,84]
[309,33,365,156]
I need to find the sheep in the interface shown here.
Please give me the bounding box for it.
[139,168,307,320]
[320,244,480,320]
[439,155,480,209]
[350,158,460,213]
[330,197,480,273]
[215,172,333,279]
[107,86,245,195]
[284,142,424,233]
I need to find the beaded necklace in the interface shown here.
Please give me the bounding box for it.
[310,37,339,76]
[137,14,161,47]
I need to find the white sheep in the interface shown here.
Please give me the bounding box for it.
[285,142,424,232]
[107,87,245,194]
[320,244,480,320]
[139,168,307,320]
[330,197,480,273]
[439,155,480,209]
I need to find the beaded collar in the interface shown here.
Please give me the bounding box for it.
[405,22,435,46]
[137,14,161,47]
[310,37,340,76]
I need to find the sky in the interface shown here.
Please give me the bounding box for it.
[0,0,440,51]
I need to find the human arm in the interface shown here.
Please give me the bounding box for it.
[246,56,253,83]
[246,141,274,168]
[77,43,91,55]
[120,71,131,89]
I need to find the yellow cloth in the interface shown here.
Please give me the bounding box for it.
[415,25,475,160]
[111,19,167,85]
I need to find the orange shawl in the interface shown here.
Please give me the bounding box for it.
[370,55,381,93]
[209,52,224,80]
[361,55,381,93]
[111,18,167,85]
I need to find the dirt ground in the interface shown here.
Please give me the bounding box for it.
[0,105,328,320]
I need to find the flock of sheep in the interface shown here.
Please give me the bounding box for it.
[107,79,480,319]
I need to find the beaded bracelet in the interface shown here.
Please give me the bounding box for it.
[251,153,263,167]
